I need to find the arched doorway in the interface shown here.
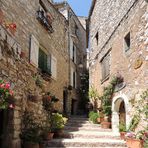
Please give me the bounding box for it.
[112,94,131,134]
[119,101,126,125]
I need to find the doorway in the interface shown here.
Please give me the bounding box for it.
[0,109,9,148]
[119,100,126,125]
[63,90,68,115]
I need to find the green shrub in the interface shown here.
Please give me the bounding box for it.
[89,111,100,124]
[51,113,67,132]
[119,122,126,132]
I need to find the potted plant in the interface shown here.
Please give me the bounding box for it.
[51,113,67,138]
[119,122,126,140]
[88,111,100,124]
[20,111,42,148]
[41,120,54,141]
[125,132,145,148]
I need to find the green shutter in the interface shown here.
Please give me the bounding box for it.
[38,48,47,73]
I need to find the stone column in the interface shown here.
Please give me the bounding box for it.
[112,111,120,134]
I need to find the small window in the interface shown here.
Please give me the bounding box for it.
[72,44,76,63]
[38,48,51,75]
[124,32,130,52]
[75,24,78,36]
[101,52,110,82]
[95,32,99,45]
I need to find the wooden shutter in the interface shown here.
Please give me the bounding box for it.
[38,48,48,72]
[51,55,57,79]
[101,52,110,80]
[30,35,39,67]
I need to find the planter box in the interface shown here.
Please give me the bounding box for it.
[126,138,144,148]
[101,121,111,129]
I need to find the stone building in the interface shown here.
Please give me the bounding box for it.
[0,0,70,147]
[88,0,148,133]
[53,1,87,115]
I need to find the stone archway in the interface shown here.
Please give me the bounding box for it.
[112,94,131,134]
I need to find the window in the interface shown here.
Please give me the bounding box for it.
[124,32,130,52]
[37,0,54,33]
[38,48,51,75]
[95,32,99,45]
[72,44,76,63]
[101,52,110,82]
[75,24,78,36]
[70,68,76,88]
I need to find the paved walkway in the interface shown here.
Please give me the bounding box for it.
[45,116,127,148]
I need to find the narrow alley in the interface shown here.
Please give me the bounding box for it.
[0,0,148,148]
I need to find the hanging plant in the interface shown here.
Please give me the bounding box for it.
[0,80,15,109]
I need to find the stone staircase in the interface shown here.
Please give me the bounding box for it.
[45,116,127,148]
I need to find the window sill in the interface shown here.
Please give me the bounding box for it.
[101,75,110,84]
[38,69,52,81]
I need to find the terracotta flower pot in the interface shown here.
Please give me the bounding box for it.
[101,121,111,129]
[120,132,126,140]
[126,138,143,148]
[100,117,104,123]
[46,132,54,140]
[54,129,64,138]
[97,117,101,123]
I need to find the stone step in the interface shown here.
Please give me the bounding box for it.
[64,126,112,132]
[63,130,120,138]
[46,147,127,148]
[63,133,120,139]
[67,120,90,124]
[46,138,127,147]
[66,122,101,127]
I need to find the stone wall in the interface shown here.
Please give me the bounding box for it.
[54,2,87,114]
[0,0,69,147]
[1,0,69,110]
[89,0,148,132]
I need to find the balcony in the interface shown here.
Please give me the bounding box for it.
[36,10,54,33]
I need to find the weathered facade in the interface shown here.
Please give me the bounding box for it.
[88,0,148,133]
[54,1,87,115]
[0,0,69,147]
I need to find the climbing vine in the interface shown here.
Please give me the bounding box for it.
[101,74,124,116]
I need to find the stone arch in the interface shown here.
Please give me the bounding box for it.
[112,94,131,133]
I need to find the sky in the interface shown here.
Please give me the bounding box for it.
[54,0,92,17]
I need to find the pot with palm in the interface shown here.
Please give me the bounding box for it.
[101,105,112,129]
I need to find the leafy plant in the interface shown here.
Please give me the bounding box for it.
[20,111,43,143]
[89,111,100,124]
[101,75,124,116]
[128,114,140,131]
[51,113,67,132]
[119,122,126,132]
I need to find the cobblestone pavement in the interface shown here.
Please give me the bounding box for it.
[45,116,127,148]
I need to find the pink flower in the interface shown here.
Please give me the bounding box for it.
[0,84,5,88]
[5,83,10,89]
[9,104,15,109]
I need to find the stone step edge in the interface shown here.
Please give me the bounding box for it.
[47,138,126,143]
